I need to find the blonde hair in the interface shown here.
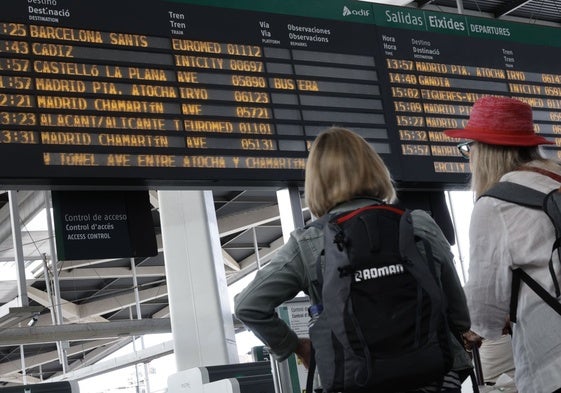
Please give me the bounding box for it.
[305,127,395,217]
[471,143,545,197]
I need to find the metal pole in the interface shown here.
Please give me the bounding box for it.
[20,345,27,385]
[10,191,31,384]
[131,258,151,393]
[131,258,143,326]
[9,191,28,307]
[269,356,282,393]
[252,227,261,270]
[42,255,65,367]
[41,255,57,325]
[44,191,68,373]
[129,307,141,393]
[456,0,464,14]
[445,191,468,284]
[44,192,63,324]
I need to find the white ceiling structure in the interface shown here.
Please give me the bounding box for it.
[0,188,301,385]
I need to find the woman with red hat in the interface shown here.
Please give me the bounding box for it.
[445,96,561,393]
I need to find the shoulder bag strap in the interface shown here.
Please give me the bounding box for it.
[518,165,561,183]
[510,268,561,323]
[480,181,546,208]
[515,167,561,283]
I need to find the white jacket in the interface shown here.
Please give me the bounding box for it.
[465,160,561,393]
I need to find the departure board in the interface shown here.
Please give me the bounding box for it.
[1,0,560,188]
[374,7,561,187]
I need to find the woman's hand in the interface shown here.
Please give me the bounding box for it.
[294,338,312,369]
[462,330,483,351]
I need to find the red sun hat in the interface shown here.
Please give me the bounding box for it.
[444,96,553,146]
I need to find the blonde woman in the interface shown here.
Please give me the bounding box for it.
[445,96,561,393]
[235,127,471,392]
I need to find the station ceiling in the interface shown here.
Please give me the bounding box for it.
[411,0,561,25]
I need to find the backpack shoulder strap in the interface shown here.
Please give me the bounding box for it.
[480,181,546,209]
[483,182,561,298]
[510,268,561,322]
[305,213,332,295]
[398,210,443,316]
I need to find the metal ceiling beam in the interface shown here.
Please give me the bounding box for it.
[0,339,118,376]
[226,235,285,285]
[57,266,166,280]
[0,231,50,262]
[0,373,41,385]
[0,305,43,329]
[66,337,133,372]
[79,284,167,317]
[0,191,45,245]
[50,339,174,382]
[215,190,246,214]
[0,319,171,346]
[85,276,125,303]
[218,204,281,237]
[152,305,170,318]
[494,0,534,17]
[56,257,128,270]
[222,242,271,249]
[27,286,106,324]
[222,250,240,271]
[238,236,285,269]
[52,245,162,273]
[29,281,168,324]
[416,0,434,7]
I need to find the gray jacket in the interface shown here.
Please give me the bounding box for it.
[234,198,472,375]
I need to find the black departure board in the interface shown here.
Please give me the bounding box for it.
[1,0,560,188]
[375,8,561,187]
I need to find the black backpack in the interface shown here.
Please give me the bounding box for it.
[306,204,453,392]
[481,180,561,321]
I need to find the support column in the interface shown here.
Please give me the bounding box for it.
[158,190,238,371]
[9,191,28,307]
[10,191,30,386]
[276,187,304,242]
[274,186,305,393]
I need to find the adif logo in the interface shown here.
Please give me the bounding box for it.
[354,264,404,282]
[342,6,371,17]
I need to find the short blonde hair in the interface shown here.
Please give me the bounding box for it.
[305,127,395,217]
[471,142,544,197]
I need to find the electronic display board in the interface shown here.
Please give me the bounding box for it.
[0,0,560,188]
[374,7,561,187]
